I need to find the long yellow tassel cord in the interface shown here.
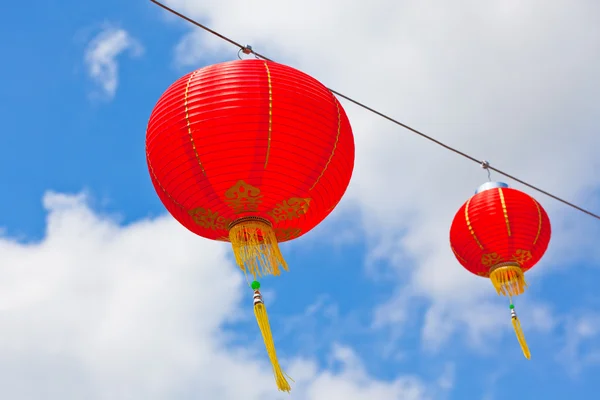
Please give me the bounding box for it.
[251,280,292,392]
[229,217,288,278]
[489,263,531,359]
[510,302,531,359]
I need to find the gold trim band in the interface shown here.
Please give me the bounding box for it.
[228,216,272,230]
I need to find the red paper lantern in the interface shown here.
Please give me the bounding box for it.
[449,181,551,358]
[146,59,355,391]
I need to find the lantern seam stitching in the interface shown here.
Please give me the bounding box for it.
[263,62,273,169]
[309,96,342,191]
[145,153,186,210]
[184,70,206,176]
[532,198,542,245]
[498,188,512,237]
[465,198,484,250]
[451,245,467,264]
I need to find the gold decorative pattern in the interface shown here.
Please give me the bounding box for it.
[224,180,263,213]
[498,188,512,237]
[184,71,206,176]
[188,207,231,230]
[465,198,484,250]
[481,252,502,266]
[309,97,342,191]
[532,198,542,245]
[267,198,311,222]
[274,227,302,241]
[263,62,273,169]
[512,249,533,265]
[476,271,488,277]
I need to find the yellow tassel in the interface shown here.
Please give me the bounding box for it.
[511,313,531,359]
[489,263,527,296]
[490,263,532,359]
[228,217,288,279]
[253,288,292,392]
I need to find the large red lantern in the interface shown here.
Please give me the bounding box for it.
[449,181,551,358]
[146,59,355,391]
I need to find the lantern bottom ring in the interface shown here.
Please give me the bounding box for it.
[488,261,520,273]
[488,262,528,297]
[228,216,272,230]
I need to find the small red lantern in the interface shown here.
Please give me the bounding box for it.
[449,181,551,358]
[146,59,355,391]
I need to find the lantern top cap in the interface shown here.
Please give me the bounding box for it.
[475,181,510,194]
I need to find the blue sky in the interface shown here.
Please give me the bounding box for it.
[1,0,600,399]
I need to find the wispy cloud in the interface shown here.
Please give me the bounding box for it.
[84,26,143,101]
[557,312,600,376]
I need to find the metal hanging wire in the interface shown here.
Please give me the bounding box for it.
[149,0,600,222]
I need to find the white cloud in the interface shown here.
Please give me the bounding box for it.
[84,26,143,100]
[288,344,445,400]
[0,192,447,399]
[162,0,600,351]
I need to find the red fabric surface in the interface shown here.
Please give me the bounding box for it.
[449,187,551,277]
[146,59,355,242]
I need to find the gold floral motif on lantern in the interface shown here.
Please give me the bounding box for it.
[512,249,533,265]
[481,252,502,266]
[188,207,231,230]
[267,198,311,222]
[224,180,263,213]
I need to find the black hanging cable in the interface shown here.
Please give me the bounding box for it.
[149,0,600,222]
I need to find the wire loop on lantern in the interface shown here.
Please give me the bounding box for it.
[237,45,259,60]
[481,160,492,181]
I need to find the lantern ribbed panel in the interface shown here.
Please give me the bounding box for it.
[146,59,355,242]
[449,187,551,277]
